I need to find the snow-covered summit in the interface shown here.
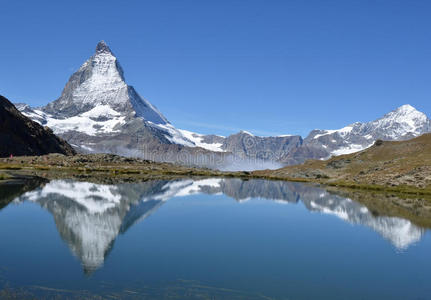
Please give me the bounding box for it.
[43,41,168,125]
[17,41,202,154]
[369,104,430,138]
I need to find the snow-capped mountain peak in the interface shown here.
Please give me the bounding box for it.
[17,41,200,153]
[370,104,430,139]
[384,104,424,120]
[43,41,168,125]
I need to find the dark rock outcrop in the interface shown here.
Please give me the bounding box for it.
[0,95,76,157]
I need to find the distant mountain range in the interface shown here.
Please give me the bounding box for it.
[16,41,431,168]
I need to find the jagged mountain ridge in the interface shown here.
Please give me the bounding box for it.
[16,41,431,167]
[182,104,431,165]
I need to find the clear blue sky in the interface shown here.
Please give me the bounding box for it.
[1,0,430,137]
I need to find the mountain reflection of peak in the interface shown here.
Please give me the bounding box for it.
[14,178,424,273]
[16,180,169,273]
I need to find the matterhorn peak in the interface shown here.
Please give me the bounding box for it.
[95,40,113,55]
[42,41,168,125]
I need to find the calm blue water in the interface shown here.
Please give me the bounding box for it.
[0,178,430,299]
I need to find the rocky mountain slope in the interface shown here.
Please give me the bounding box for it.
[16,41,193,152]
[0,95,75,157]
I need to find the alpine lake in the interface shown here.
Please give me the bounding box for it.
[0,177,430,300]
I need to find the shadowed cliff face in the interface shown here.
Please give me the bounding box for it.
[0,95,76,157]
[10,178,425,273]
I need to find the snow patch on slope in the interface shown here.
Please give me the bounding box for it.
[147,122,195,146]
[81,105,121,118]
[313,125,353,139]
[330,143,372,156]
[178,129,226,152]
[21,106,126,136]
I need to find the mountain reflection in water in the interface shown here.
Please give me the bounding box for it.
[12,178,424,273]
